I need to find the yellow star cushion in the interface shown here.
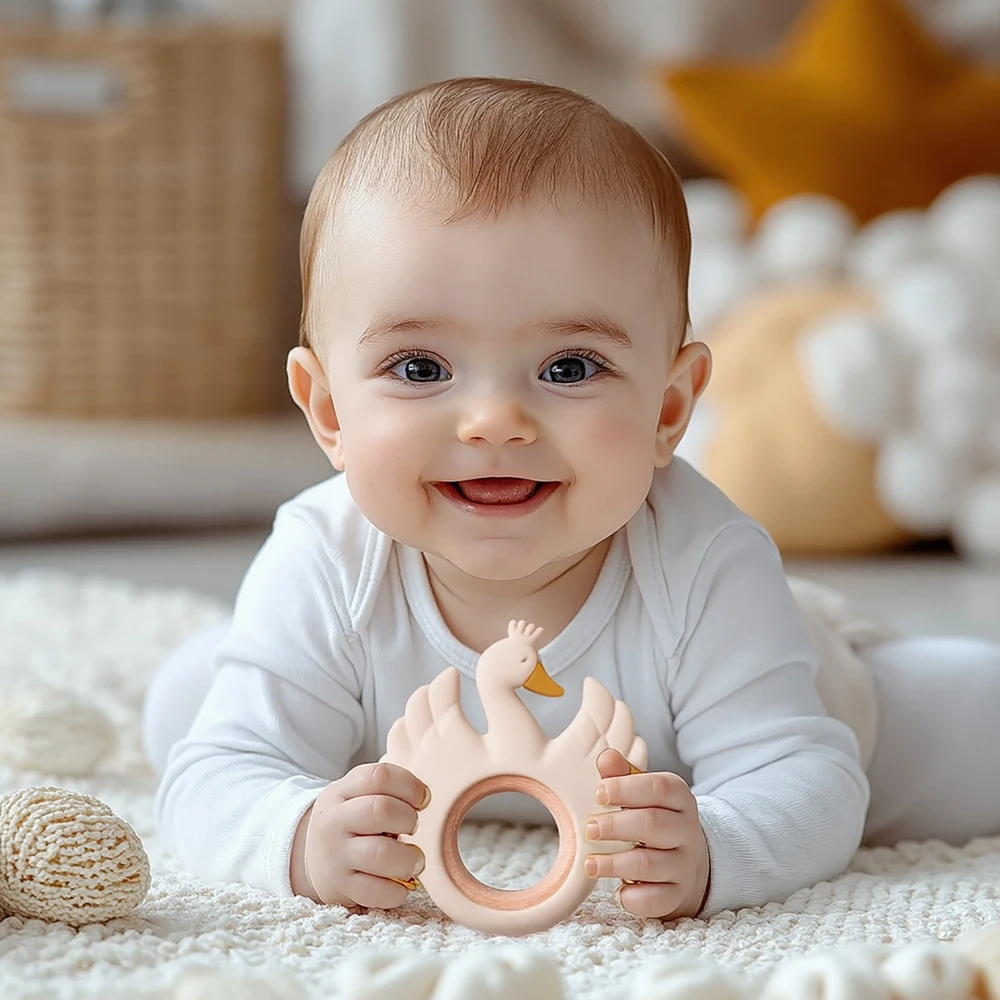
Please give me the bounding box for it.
[663,0,1000,221]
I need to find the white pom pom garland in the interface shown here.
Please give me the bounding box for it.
[437,946,565,1000]
[336,952,448,999]
[630,954,750,998]
[688,245,757,334]
[335,947,564,1000]
[760,950,891,1000]
[796,311,906,443]
[875,436,970,535]
[911,353,1000,451]
[753,194,857,279]
[108,928,1000,1000]
[954,476,1000,562]
[879,258,984,353]
[848,210,928,285]
[879,940,978,1000]
[171,965,308,1000]
[685,174,1000,557]
[683,179,750,247]
[927,174,1000,265]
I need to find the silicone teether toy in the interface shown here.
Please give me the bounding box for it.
[380,620,648,936]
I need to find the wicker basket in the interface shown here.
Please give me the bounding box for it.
[0,20,286,418]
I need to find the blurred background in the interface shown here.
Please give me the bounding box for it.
[0,0,998,639]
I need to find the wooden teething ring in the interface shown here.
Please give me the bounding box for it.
[441,774,576,909]
[381,620,649,932]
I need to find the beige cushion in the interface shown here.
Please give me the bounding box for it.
[702,284,914,555]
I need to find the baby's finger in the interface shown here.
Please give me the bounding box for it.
[617,880,689,920]
[595,771,691,811]
[584,846,678,883]
[596,748,646,779]
[346,834,426,883]
[341,793,420,838]
[339,870,415,911]
[341,762,431,812]
[586,807,683,850]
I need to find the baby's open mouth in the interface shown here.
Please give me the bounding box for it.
[433,478,561,516]
[452,478,542,505]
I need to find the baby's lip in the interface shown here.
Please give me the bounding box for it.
[436,473,543,480]
[432,475,556,485]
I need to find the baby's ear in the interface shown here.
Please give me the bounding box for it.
[287,346,345,471]
[653,341,713,468]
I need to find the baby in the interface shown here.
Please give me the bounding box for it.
[146,77,1000,922]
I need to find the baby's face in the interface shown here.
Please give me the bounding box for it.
[306,194,696,582]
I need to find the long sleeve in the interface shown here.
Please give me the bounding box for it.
[667,522,871,916]
[154,507,367,897]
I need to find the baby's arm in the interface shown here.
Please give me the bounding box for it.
[154,508,369,896]
[669,523,871,916]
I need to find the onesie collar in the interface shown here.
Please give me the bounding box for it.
[398,529,630,679]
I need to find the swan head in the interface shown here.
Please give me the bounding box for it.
[478,620,564,698]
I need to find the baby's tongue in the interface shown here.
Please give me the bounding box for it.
[456,478,539,504]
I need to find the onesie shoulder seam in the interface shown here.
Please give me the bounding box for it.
[278,506,382,644]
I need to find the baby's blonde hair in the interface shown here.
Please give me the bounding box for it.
[299,77,691,352]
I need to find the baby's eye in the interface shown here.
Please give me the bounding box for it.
[389,356,451,383]
[540,354,604,384]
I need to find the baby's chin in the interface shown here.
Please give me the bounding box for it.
[425,537,564,583]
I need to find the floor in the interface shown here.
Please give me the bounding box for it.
[2,531,1000,643]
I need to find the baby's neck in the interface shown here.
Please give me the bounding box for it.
[423,536,613,654]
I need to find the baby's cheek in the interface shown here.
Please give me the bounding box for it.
[578,408,650,464]
[572,412,654,522]
[342,412,427,504]
[346,408,425,466]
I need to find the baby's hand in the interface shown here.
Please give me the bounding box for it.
[584,749,711,920]
[292,762,430,909]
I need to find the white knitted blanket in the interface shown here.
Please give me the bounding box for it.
[2,569,1000,1000]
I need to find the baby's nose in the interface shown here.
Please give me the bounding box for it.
[456,395,538,446]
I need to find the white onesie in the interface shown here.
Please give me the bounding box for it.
[155,459,881,917]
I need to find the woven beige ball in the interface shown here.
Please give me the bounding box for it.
[0,686,117,776]
[0,786,150,925]
[954,923,1000,999]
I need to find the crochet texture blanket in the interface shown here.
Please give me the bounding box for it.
[2,569,1000,1000]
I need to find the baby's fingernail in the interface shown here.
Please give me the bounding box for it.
[585,857,598,878]
[595,784,609,805]
[418,786,432,810]
[586,819,600,840]
[414,850,426,876]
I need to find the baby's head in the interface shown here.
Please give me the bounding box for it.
[288,77,711,583]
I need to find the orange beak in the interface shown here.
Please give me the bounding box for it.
[522,660,564,697]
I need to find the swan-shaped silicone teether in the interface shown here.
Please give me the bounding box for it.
[380,619,647,935]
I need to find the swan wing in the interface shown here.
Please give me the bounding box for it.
[544,677,617,765]
[605,698,639,756]
[384,710,414,763]
[385,684,431,765]
[385,667,475,769]
[427,667,477,741]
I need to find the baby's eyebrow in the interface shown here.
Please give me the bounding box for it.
[355,311,634,351]
[538,314,633,349]
[356,313,451,352]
